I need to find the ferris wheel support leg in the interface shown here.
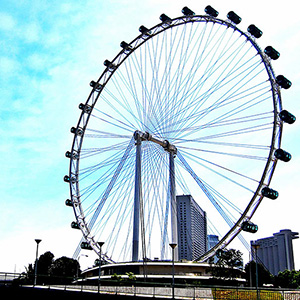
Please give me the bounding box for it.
[169,152,178,261]
[132,133,142,262]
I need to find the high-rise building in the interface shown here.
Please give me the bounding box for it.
[177,195,207,261]
[251,229,299,275]
[207,234,219,263]
[207,234,219,250]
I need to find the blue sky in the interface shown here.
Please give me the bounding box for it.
[1,0,300,273]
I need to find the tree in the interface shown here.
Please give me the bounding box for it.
[244,260,273,287]
[37,251,54,277]
[274,269,300,288]
[111,273,122,283]
[49,256,79,284]
[211,248,243,280]
[126,272,137,281]
[24,252,80,284]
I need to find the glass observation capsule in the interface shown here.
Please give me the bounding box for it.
[279,110,296,124]
[90,80,102,91]
[274,149,292,162]
[264,46,280,60]
[71,221,80,229]
[160,13,172,23]
[70,127,83,136]
[139,25,151,34]
[81,242,93,250]
[205,5,219,17]
[227,11,241,24]
[276,75,292,89]
[64,175,70,182]
[65,199,73,206]
[182,6,195,16]
[241,221,258,233]
[247,24,263,38]
[261,187,279,200]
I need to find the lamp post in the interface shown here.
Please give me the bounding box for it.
[169,243,177,299]
[97,242,105,293]
[252,243,260,300]
[34,239,42,286]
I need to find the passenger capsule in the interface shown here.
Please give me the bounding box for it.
[65,151,72,158]
[262,187,278,200]
[139,25,151,35]
[81,242,93,250]
[247,24,263,38]
[71,221,80,229]
[205,5,219,18]
[160,13,172,23]
[79,103,92,113]
[182,6,195,16]
[70,127,76,134]
[104,59,112,67]
[241,221,258,233]
[65,199,73,206]
[64,175,70,182]
[227,11,241,24]
[276,75,292,89]
[274,149,292,162]
[120,41,133,53]
[103,60,116,71]
[279,110,296,124]
[120,41,129,49]
[70,127,83,136]
[90,80,102,91]
[264,46,280,60]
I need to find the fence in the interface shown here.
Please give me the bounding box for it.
[21,284,300,299]
[0,272,21,284]
[1,272,300,299]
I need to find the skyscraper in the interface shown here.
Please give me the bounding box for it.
[207,234,219,250]
[251,229,299,275]
[207,234,219,263]
[177,195,207,261]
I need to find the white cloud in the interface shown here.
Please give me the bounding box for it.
[0,12,16,31]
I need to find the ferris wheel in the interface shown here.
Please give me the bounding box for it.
[65,5,295,263]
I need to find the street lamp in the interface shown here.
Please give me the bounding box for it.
[34,239,42,286]
[97,242,105,293]
[169,243,177,299]
[252,243,260,300]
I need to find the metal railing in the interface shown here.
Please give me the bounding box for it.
[0,272,21,284]
[19,285,300,299]
[1,272,300,299]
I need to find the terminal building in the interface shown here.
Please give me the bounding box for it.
[176,195,207,261]
[251,229,299,275]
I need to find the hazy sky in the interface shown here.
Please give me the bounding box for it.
[1,0,299,273]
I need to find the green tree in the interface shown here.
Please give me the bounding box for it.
[244,260,273,287]
[111,273,122,284]
[125,272,136,281]
[36,251,54,284]
[274,269,300,288]
[38,251,54,276]
[211,248,243,280]
[49,256,79,283]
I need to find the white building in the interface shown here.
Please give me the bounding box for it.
[251,229,299,275]
[177,195,207,261]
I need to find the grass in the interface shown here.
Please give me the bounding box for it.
[212,288,283,300]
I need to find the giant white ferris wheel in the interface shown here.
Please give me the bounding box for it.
[64,5,295,263]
